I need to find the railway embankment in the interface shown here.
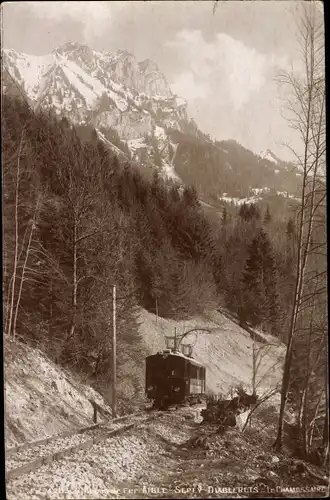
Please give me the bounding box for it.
[5,308,284,449]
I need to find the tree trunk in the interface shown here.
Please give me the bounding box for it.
[298,388,306,429]
[252,341,256,394]
[12,222,35,339]
[12,196,40,339]
[68,218,78,340]
[301,309,314,456]
[7,131,24,340]
[307,393,322,452]
[274,148,310,452]
[322,362,329,465]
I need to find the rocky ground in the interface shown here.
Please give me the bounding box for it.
[4,338,115,447]
[6,406,329,499]
[116,407,329,500]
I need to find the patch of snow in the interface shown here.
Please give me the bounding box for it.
[259,149,279,164]
[127,137,147,151]
[154,125,166,140]
[289,195,301,202]
[61,62,104,109]
[218,195,263,206]
[274,169,280,174]
[175,96,186,107]
[4,51,53,101]
[161,162,181,182]
[251,187,270,195]
[276,191,301,202]
[251,189,261,195]
[152,94,168,101]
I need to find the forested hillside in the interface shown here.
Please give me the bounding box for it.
[3,93,327,452]
[167,125,302,203]
[3,95,218,389]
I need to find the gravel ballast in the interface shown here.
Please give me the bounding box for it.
[6,411,191,499]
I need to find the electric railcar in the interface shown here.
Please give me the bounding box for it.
[145,349,206,409]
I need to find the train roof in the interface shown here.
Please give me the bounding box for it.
[146,350,205,368]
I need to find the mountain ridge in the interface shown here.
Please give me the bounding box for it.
[3,42,301,203]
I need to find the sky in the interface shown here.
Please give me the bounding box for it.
[2,1,324,161]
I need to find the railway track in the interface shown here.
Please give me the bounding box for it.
[6,411,159,482]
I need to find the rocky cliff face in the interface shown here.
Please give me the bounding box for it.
[3,43,302,200]
[3,43,187,178]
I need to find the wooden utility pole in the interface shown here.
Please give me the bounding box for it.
[155,297,158,325]
[112,284,117,418]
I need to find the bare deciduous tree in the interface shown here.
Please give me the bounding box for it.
[6,130,25,339]
[242,340,282,432]
[274,2,326,452]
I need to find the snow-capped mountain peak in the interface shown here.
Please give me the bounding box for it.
[4,42,303,198]
[259,149,280,164]
[3,43,188,178]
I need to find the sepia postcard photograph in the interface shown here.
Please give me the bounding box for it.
[2,0,328,498]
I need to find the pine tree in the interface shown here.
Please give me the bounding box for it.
[264,205,272,224]
[182,185,199,207]
[250,204,261,221]
[241,228,279,333]
[238,203,249,221]
[222,207,228,227]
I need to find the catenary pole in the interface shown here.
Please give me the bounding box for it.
[112,284,117,418]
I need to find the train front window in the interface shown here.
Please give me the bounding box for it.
[190,364,198,378]
[170,366,183,377]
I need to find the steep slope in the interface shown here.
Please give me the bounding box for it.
[139,309,284,395]
[4,338,114,448]
[5,308,284,448]
[3,44,186,180]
